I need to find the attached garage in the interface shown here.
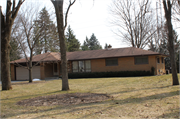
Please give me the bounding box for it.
[16,66,41,80]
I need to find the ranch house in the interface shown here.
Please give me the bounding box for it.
[10,47,166,80]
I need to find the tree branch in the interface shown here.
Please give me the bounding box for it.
[1,8,5,31]
[32,52,52,67]
[12,0,25,19]
[12,0,16,13]
[64,0,76,30]
[16,35,29,63]
[14,62,29,69]
[6,1,12,23]
[163,0,168,19]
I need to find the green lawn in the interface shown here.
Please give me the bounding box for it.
[1,74,180,118]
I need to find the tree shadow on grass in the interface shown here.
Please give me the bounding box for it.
[79,90,179,118]
[112,90,179,104]
[4,90,179,119]
[1,90,63,101]
[157,108,180,118]
[110,85,172,95]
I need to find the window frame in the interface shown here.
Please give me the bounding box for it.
[157,57,160,64]
[72,61,79,73]
[85,60,91,72]
[134,56,149,65]
[105,58,118,66]
[72,60,91,73]
[78,61,85,72]
[161,57,164,63]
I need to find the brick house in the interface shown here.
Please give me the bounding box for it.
[10,47,166,80]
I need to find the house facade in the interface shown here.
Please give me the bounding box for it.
[10,47,166,80]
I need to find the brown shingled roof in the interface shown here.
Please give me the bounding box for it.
[10,52,61,63]
[11,47,166,63]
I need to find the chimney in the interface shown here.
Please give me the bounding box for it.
[108,44,112,48]
[106,44,112,50]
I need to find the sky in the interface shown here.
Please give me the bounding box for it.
[65,0,125,48]
[0,0,180,49]
[0,0,129,49]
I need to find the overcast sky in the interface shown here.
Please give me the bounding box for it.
[1,0,180,49]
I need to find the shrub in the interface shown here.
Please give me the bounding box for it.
[68,70,152,79]
[151,67,155,75]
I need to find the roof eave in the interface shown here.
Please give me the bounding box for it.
[68,54,167,61]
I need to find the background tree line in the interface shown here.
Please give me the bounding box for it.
[110,0,180,85]
[10,8,103,59]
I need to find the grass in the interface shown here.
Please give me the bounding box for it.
[1,74,180,118]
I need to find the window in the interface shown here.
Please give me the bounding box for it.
[135,56,148,65]
[106,58,118,66]
[53,63,58,73]
[72,60,91,73]
[161,57,164,63]
[79,61,84,72]
[157,57,160,63]
[72,61,78,72]
[85,60,91,72]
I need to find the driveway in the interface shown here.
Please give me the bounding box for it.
[0,79,42,84]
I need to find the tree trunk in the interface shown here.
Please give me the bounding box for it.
[1,0,25,90]
[52,0,69,91]
[29,61,33,83]
[1,12,13,90]
[29,51,33,83]
[163,0,179,85]
[29,68,32,83]
[168,22,179,85]
[1,33,12,90]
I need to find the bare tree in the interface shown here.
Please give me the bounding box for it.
[14,5,45,83]
[148,1,166,53]
[172,0,180,22]
[1,0,25,90]
[110,0,156,49]
[51,0,76,91]
[163,0,179,85]
[10,15,23,61]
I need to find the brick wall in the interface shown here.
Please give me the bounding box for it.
[41,62,61,79]
[91,56,164,75]
[44,63,53,78]
[156,57,166,75]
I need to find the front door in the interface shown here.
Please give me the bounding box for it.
[53,63,58,76]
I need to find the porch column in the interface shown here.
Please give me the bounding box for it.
[40,62,45,80]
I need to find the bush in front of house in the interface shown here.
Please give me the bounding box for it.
[68,70,152,78]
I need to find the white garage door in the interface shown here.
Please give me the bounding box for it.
[16,66,40,80]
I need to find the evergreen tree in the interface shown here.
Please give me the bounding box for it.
[81,37,89,51]
[33,21,43,55]
[104,43,108,49]
[48,23,60,52]
[81,34,102,51]
[66,25,80,52]
[34,7,59,55]
[89,33,102,50]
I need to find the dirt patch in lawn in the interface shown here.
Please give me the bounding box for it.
[16,93,112,106]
